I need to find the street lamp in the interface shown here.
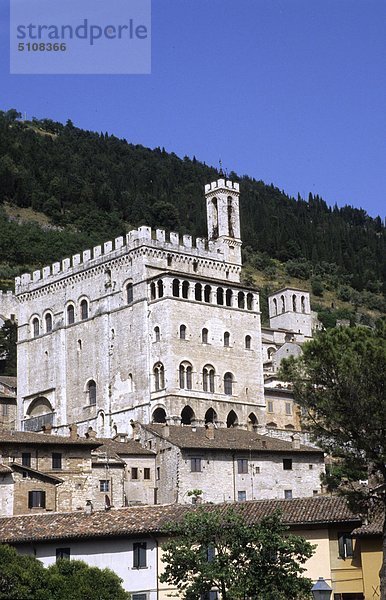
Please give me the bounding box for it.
[311,577,332,600]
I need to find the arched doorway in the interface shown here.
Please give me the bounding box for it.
[152,407,167,423]
[181,406,195,425]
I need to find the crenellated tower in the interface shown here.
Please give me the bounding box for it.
[205,179,242,266]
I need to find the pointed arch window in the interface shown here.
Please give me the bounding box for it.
[67,304,75,325]
[301,296,306,313]
[203,365,215,393]
[32,317,40,338]
[179,362,193,390]
[281,295,285,313]
[224,372,233,395]
[273,298,278,316]
[292,294,297,312]
[153,363,165,392]
[80,299,89,320]
[45,313,52,333]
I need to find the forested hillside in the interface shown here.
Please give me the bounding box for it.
[0,109,385,322]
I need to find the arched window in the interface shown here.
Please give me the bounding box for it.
[80,299,88,320]
[152,407,166,423]
[267,347,276,360]
[67,304,75,325]
[45,313,52,333]
[227,197,234,237]
[211,197,218,238]
[292,294,297,312]
[301,295,306,313]
[247,293,253,310]
[195,283,202,301]
[182,281,189,299]
[32,317,40,338]
[87,380,97,405]
[204,285,211,303]
[153,363,165,391]
[179,362,193,390]
[225,289,233,307]
[224,372,233,395]
[205,407,217,424]
[273,298,277,315]
[126,283,133,304]
[172,279,180,297]
[154,326,160,342]
[238,292,245,309]
[224,331,230,347]
[245,335,251,350]
[203,365,215,393]
[281,295,285,313]
[150,282,156,300]
[180,324,187,340]
[216,287,224,305]
[157,279,164,298]
[181,405,195,425]
[226,410,238,428]
[202,328,208,344]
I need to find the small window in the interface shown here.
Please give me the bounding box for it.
[309,464,314,470]
[216,287,224,305]
[172,279,180,297]
[45,313,53,333]
[338,532,354,559]
[204,285,211,303]
[22,453,31,467]
[283,458,293,470]
[67,304,75,325]
[154,326,160,342]
[144,468,151,480]
[157,279,164,298]
[284,489,293,499]
[87,380,97,405]
[224,332,230,347]
[32,317,40,337]
[245,335,251,349]
[154,362,165,390]
[225,289,232,307]
[237,490,246,502]
[195,283,202,301]
[150,282,156,300]
[238,292,245,309]
[180,324,186,340]
[202,328,208,344]
[52,453,62,470]
[182,281,189,299]
[191,458,202,472]
[132,595,148,600]
[56,548,70,561]
[127,283,133,304]
[100,480,109,492]
[267,401,274,413]
[133,542,147,568]
[28,490,46,508]
[131,467,138,480]
[2,403,8,417]
[237,459,248,474]
[80,299,88,320]
[156,467,160,480]
[246,293,253,310]
[285,402,292,416]
[203,366,215,393]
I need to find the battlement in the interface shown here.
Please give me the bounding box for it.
[204,179,240,194]
[14,224,238,295]
[0,290,15,298]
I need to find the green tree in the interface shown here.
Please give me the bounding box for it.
[0,545,130,600]
[0,319,17,375]
[160,507,313,600]
[280,324,386,599]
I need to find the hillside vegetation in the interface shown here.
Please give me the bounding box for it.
[0,109,385,327]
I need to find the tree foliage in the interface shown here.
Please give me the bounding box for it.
[0,544,130,600]
[0,319,17,375]
[160,507,313,600]
[280,323,386,599]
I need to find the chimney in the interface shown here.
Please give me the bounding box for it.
[69,423,78,440]
[205,422,215,440]
[85,500,93,514]
[86,426,97,439]
[162,423,170,438]
[291,434,301,450]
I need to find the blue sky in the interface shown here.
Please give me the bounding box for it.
[1,0,385,217]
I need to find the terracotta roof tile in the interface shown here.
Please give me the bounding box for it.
[95,438,155,456]
[0,496,359,545]
[352,510,384,537]
[143,424,322,454]
[0,431,102,447]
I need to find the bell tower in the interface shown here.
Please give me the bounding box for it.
[204,178,242,265]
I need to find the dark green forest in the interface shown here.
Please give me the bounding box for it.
[0,109,385,305]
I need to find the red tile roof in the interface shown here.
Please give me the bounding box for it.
[0,495,359,545]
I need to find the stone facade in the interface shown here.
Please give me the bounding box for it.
[137,424,325,505]
[0,291,17,326]
[0,376,17,430]
[15,179,265,437]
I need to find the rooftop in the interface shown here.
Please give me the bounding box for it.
[0,431,102,447]
[0,496,359,545]
[142,424,321,454]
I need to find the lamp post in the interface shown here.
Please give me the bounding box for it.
[311,577,332,600]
